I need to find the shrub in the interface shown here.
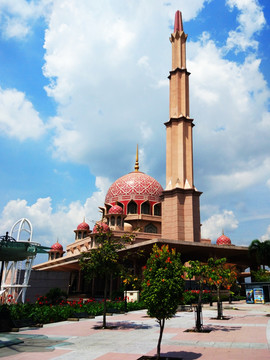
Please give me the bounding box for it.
[3,299,145,325]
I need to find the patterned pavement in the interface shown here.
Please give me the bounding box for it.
[0,301,270,359]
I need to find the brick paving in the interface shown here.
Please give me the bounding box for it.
[0,301,269,359]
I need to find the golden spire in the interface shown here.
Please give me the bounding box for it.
[134,144,139,172]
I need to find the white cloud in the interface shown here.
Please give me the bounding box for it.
[261,225,270,241]
[4,17,30,38]
[226,0,266,52]
[207,158,270,195]
[188,27,270,198]
[137,56,150,68]
[0,176,110,248]
[0,87,46,140]
[201,210,239,241]
[0,0,52,39]
[40,1,213,178]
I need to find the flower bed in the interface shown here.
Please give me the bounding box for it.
[0,296,145,326]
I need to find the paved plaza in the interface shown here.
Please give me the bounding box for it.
[0,301,270,359]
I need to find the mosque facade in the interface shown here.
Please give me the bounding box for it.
[33,11,251,294]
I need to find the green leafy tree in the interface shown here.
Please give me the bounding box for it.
[141,244,185,359]
[249,239,270,271]
[251,269,270,282]
[79,226,130,328]
[206,258,236,319]
[185,260,209,331]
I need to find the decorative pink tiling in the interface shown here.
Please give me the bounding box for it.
[149,345,270,360]
[95,352,141,360]
[170,325,267,344]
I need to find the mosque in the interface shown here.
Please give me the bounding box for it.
[33,11,252,296]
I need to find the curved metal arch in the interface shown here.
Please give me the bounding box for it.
[10,218,33,242]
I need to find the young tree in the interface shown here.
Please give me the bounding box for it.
[185,260,209,331]
[79,226,130,328]
[206,258,237,319]
[141,244,185,359]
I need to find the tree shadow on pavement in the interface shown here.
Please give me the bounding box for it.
[161,350,202,359]
[92,321,152,330]
[206,325,241,332]
[0,334,71,357]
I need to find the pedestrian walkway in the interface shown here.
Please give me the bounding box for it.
[0,301,270,359]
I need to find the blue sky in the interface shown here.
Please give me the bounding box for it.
[0,0,269,262]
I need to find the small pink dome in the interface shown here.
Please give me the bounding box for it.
[51,241,63,251]
[77,221,90,231]
[216,234,231,246]
[108,205,123,214]
[93,222,110,234]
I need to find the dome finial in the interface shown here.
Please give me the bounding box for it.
[134,144,139,172]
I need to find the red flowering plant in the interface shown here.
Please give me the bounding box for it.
[184,260,210,331]
[141,244,184,359]
[206,258,237,319]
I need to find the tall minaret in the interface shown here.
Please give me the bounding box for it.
[161,11,202,242]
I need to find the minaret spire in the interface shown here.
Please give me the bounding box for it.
[174,10,183,32]
[166,10,191,190]
[161,10,202,243]
[134,144,139,172]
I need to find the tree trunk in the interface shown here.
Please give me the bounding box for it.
[209,286,213,306]
[157,318,165,359]
[217,286,223,319]
[196,282,203,331]
[103,276,108,328]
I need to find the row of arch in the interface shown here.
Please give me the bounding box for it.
[107,201,161,216]
[77,231,88,240]
[108,216,123,227]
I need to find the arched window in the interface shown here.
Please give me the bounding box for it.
[127,201,137,214]
[144,223,157,233]
[78,231,82,239]
[154,204,161,216]
[111,216,115,226]
[117,216,121,226]
[141,202,150,214]
[117,202,124,209]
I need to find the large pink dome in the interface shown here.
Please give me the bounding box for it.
[105,171,163,204]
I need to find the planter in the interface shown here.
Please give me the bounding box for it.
[124,290,140,303]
